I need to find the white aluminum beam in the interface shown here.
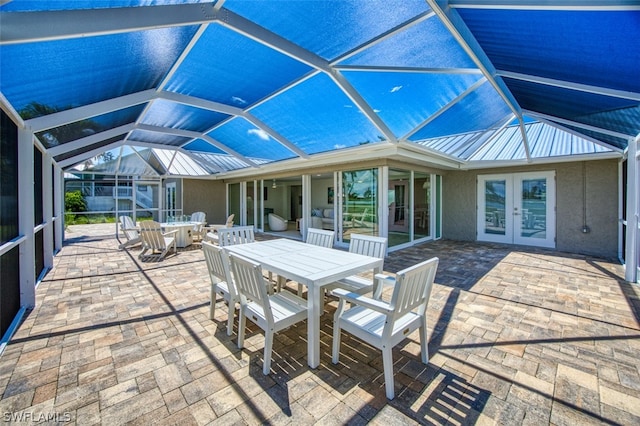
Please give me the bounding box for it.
[0,3,218,45]
[498,70,640,102]
[25,90,155,132]
[334,65,482,75]
[46,124,135,157]
[449,0,640,11]
[625,136,639,282]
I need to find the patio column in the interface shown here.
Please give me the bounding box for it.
[18,127,36,308]
[42,152,54,270]
[625,136,639,283]
[53,164,63,252]
[301,174,311,239]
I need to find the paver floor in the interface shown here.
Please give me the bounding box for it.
[0,224,638,425]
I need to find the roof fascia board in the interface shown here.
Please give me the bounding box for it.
[58,140,125,169]
[462,151,622,170]
[425,1,524,118]
[47,123,135,157]
[335,65,482,74]
[524,109,633,140]
[449,0,640,11]
[25,89,155,132]
[403,77,487,140]
[531,114,624,153]
[0,3,218,45]
[498,70,640,102]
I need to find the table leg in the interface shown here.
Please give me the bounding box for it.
[307,284,322,368]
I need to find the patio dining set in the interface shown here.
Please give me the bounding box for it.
[119,216,439,400]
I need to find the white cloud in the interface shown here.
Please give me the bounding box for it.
[333,144,346,149]
[390,86,402,93]
[248,128,270,141]
[231,96,247,105]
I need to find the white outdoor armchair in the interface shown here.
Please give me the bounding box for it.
[268,213,288,231]
[291,228,335,295]
[217,226,255,247]
[332,257,439,399]
[228,252,308,375]
[204,214,235,243]
[190,211,206,242]
[118,215,141,249]
[325,234,388,298]
[202,241,238,335]
[138,220,178,261]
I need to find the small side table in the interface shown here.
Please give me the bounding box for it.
[296,218,302,231]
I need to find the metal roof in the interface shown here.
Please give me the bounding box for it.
[1,0,638,177]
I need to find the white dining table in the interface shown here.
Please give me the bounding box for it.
[223,238,383,368]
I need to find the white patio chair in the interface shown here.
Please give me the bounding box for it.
[138,220,178,261]
[118,215,141,249]
[325,234,388,298]
[291,228,335,295]
[202,241,238,335]
[351,207,370,228]
[228,252,308,375]
[332,257,439,400]
[217,226,255,247]
[190,211,206,242]
[204,214,235,243]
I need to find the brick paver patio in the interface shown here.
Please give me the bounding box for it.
[1,224,638,425]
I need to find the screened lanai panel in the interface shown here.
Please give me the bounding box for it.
[225,0,430,60]
[54,135,125,163]
[152,149,209,176]
[184,139,226,155]
[140,99,230,133]
[207,117,296,161]
[164,24,312,107]
[343,71,482,138]
[127,129,192,147]
[458,9,640,94]
[188,151,254,173]
[251,73,384,154]
[113,146,160,176]
[410,82,512,141]
[504,78,638,145]
[339,14,476,69]
[0,0,209,12]
[0,27,198,117]
[35,104,146,148]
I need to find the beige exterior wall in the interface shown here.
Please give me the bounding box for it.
[182,179,227,225]
[443,159,619,258]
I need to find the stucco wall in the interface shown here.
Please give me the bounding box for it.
[182,179,227,225]
[442,159,619,258]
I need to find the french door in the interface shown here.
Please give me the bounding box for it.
[477,171,555,248]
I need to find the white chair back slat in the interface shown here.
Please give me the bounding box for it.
[228,253,272,322]
[202,241,236,299]
[348,234,387,259]
[389,257,439,320]
[217,226,255,247]
[305,228,334,248]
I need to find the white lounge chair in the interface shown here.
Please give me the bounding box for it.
[268,213,288,231]
[228,252,308,375]
[202,241,238,335]
[325,234,388,298]
[138,220,178,261]
[118,215,141,249]
[332,257,439,399]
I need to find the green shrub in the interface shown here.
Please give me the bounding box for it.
[65,191,87,213]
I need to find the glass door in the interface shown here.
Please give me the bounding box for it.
[478,172,555,248]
